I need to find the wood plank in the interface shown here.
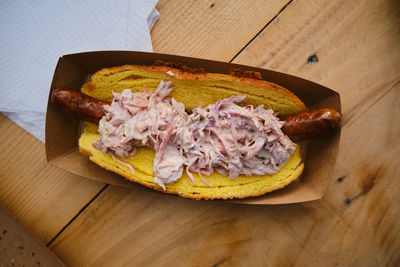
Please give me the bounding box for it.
[230,0,400,263]
[47,184,345,266]
[152,0,290,61]
[229,0,400,220]
[48,76,400,267]
[46,0,400,265]
[284,82,400,266]
[316,84,400,265]
[0,114,105,244]
[233,0,400,121]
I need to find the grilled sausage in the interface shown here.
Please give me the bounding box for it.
[281,108,342,141]
[51,88,108,124]
[51,88,342,141]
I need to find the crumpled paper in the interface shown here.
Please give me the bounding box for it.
[0,0,160,142]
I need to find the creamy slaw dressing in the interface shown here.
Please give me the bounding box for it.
[93,81,296,189]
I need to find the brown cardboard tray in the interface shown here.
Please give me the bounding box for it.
[45,51,341,205]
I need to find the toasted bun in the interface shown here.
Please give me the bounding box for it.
[79,63,305,200]
[82,63,305,117]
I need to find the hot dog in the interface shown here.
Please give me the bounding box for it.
[52,88,108,124]
[51,63,341,199]
[52,88,341,141]
[281,108,342,141]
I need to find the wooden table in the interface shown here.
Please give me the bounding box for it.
[1,0,399,266]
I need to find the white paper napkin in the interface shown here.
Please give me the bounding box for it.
[0,0,160,142]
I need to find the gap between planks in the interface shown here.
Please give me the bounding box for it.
[46,185,109,247]
[342,79,400,128]
[230,0,294,63]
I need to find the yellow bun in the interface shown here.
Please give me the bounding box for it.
[79,64,305,199]
[82,63,305,117]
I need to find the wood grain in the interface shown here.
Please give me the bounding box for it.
[48,185,341,266]
[233,0,400,122]
[317,83,400,265]
[0,114,105,244]
[229,0,400,230]
[152,0,290,61]
[47,0,400,265]
[1,0,399,265]
[49,77,400,267]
